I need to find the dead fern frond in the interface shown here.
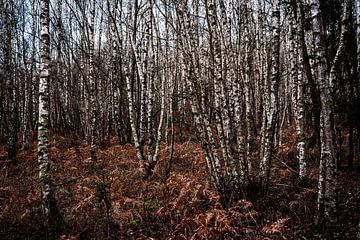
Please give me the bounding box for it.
[261,216,290,234]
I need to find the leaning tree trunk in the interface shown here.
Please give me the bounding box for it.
[176,1,223,189]
[125,1,146,165]
[311,0,338,236]
[38,0,64,234]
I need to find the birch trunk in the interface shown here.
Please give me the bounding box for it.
[22,1,30,150]
[38,0,64,233]
[30,0,37,131]
[206,0,234,185]
[311,0,338,235]
[108,0,124,145]
[89,0,97,161]
[329,0,351,92]
[125,1,146,165]
[176,2,223,188]
[4,0,17,159]
[243,0,254,179]
[145,0,155,169]
[259,0,281,190]
[151,72,166,174]
[293,2,307,180]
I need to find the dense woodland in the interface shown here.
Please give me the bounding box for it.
[0,0,360,239]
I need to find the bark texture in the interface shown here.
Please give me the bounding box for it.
[311,0,338,236]
[259,0,281,190]
[38,0,64,234]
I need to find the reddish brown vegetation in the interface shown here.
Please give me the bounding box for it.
[0,131,359,239]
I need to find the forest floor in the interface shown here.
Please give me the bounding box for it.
[0,130,359,239]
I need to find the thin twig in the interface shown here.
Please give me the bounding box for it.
[272,154,298,173]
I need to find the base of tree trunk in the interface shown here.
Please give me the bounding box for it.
[45,197,66,238]
[8,145,16,160]
[315,213,339,240]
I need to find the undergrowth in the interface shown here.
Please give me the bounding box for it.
[0,131,359,239]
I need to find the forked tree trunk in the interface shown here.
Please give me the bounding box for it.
[311,0,338,236]
[125,1,146,167]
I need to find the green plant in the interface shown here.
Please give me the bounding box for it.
[145,200,157,211]
[175,209,182,218]
[130,218,140,227]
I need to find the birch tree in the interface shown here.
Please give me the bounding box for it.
[88,0,97,161]
[259,0,281,190]
[120,0,168,178]
[311,0,339,235]
[175,1,223,191]
[242,0,255,178]
[4,0,17,159]
[21,1,30,151]
[207,0,236,185]
[291,0,307,180]
[0,0,4,142]
[38,0,64,233]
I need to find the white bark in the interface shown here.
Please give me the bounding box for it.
[243,0,253,179]
[153,72,166,164]
[176,2,223,187]
[207,0,235,185]
[259,0,281,189]
[311,0,338,232]
[293,2,307,180]
[38,0,63,232]
[88,0,97,160]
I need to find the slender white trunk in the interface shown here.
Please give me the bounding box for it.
[38,0,63,232]
[22,1,29,150]
[311,0,338,233]
[292,2,307,180]
[243,0,253,179]
[88,0,97,160]
[259,0,281,189]
[177,2,223,187]
[207,0,234,184]
[153,72,166,164]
